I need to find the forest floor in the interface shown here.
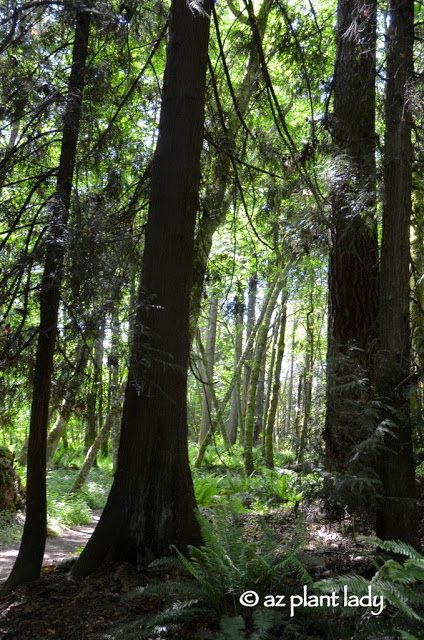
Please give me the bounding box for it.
[0,509,103,586]
[0,505,383,640]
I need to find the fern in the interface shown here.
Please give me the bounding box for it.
[315,537,424,639]
[115,509,309,639]
[216,609,283,640]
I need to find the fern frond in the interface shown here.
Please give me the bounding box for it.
[362,537,424,561]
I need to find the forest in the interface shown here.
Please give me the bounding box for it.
[0,0,424,638]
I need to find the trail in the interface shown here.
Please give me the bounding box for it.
[0,509,101,585]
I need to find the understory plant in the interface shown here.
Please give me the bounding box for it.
[115,508,310,639]
[315,538,424,639]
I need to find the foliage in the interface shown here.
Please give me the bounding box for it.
[114,509,309,639]
[315,538,424,639]
[45,466,112,534]
[0,511,23,546]
[192,463,308,513]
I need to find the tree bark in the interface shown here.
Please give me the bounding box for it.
[71,0,213,579]
[3,4,91,593]
[376,0,419,547]
[324,0,379,473]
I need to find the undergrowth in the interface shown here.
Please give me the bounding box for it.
[0,511,23,545]
[1,463,112,540]
[315,538,424,639]
[113,509,310,639]
[46,466,112,533]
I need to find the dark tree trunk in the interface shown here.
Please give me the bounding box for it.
[324,0,379,473]
[72,0,213,579]
[2,4,91,593]
[376,0,419,547]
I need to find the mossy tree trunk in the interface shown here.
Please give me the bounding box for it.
[244,276,284,476]
[227,291,244,445]
[265,299,287,469]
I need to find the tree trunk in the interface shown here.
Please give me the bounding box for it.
[324,0,379,473]
[68,386,123,495]
[71,0,212,579]
[375,0,419,547]
[265,301,286,469]
[285,321,297,436]
[242,275,257,419]
[244,276,283,476]
[3,4,91,593]
[227,292,243,445]
[198,295,218,444]
[84,321,105,466]
[109,311,122,471]
[194,282,275,468]
[253,348,266,445]
[46,336,89,466]
[297,305,314,464]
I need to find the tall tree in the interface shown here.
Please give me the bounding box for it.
[2,2,92,592]
[264,297,286,469]
[198,295,218,444]
[228,289,244,445]
[71,0,213,578]
[324,0,379,474]
[376,0,419,547]
[244,274,284,476]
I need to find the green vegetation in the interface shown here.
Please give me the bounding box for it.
[0,0,423,636]
[117,510,308,639]
[0,463,112,543]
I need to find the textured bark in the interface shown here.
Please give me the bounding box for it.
[324,0,379,473]
[376,0,419,547]
[71,0,212,579]
[3,4,91,593]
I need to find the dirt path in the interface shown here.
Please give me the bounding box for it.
[0,509,102,585]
